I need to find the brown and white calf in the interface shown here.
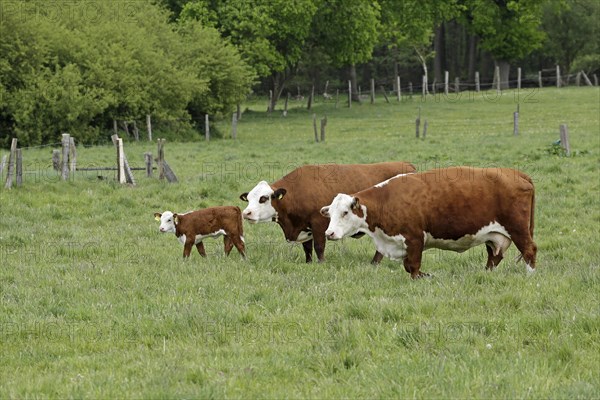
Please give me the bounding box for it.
[154,206,246,259]
[239,162,416,263]
[320,167,537,278]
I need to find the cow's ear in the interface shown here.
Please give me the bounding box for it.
[320,206,330,218]
[239,193,249,202]
[351,197,360,210]
[272,188,286,200]
[154,213,162,221]
[173,214,179,225]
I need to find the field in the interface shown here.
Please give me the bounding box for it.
[1,87,599,398]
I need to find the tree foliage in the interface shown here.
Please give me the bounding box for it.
[0,0,253,146]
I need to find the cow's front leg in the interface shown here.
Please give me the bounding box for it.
[183,238,195,258]
[371,251,384,265]
[302,240,313,263]
[403,238,428,279]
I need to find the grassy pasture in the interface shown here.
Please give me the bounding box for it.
[0,87,599,398]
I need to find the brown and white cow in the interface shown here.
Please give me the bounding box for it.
[154,206,246,259]
[239,162,416,263]
[320,167,536,278]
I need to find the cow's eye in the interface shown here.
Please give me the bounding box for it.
[342,211,348,217]
[259,196,269,204]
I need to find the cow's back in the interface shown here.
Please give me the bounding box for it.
[274,162,415,214]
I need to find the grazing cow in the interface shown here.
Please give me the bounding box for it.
[154,206,246,259]
[239,162,416,263]
[320,167,536,278]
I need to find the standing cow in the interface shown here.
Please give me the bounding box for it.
[239,162,416,263]
[320,167,537,278]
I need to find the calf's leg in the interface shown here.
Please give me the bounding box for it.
[230,235,246,259]
[223,236,234,256]
[485,244,503,270]
[195,241,207,257]
[371,251,384,265]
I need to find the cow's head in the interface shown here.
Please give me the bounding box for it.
[154,211,178,233]
[239,181,286,223]
[320,194,367,240]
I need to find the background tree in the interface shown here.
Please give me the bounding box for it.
[467,0,546,88]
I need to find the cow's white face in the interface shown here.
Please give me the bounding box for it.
[154,211,177,233]
[239,181,286,224]
[320,194,367,240]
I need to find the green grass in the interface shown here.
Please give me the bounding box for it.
[1,87,599,398]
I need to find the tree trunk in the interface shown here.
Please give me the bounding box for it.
[349,64,359,102]
[434,24,445,83]
[467,34,477,82]
[270,70,292,111]
[496,60,510,89]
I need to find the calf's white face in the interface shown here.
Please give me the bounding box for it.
[239,181,285,223]
[320,194,367,240]
[154,211,177,233]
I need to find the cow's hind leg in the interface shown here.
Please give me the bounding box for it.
[511,232,537,273]
[230,235,246,259]
[223,236,234,256]
[302,240,313,263]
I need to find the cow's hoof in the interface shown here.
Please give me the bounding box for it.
[411,272,432,280]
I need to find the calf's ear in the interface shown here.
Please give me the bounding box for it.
[272,188,286,200]
[351,197,361,210]
[173,214,179,225]
[239,193,249,202]
[154,212,162,221]
[320,206,330,218]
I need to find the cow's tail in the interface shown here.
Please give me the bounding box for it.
[529,186,535,239]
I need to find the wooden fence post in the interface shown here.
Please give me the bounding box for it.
[145,152,153,178]
[576,71,582,86]
[538,71,543,88]
[268,90,273,114]
[517,67,521,90]
[61,133,70,181]
[111,134,135,185]
[415,107,421,138]
[495,66,501,94]
[396,76,401,101]
[117,138,125,184]
[370,78,375,104]
[408,82,413,100]
[52,150,60,171]
[380,86,390,103]
[4,138,17,189]
[348,80,352,108]
[455,77,460,93]
[0,155,6,181]
[283,93,289,117]
[146,114,152,141]
[559,124,571,156]
[320,116,327,142]
[205,114,210,141]
[313,114,318,142]
[307,86,314,110]
[514,106,519,136]
[581,71,593,86]
[556,65,561,88]
[16,148,22,187]
[475,71,480,92]
[444,71,449,95]
[335,89,339,108]
[132,121,139,141]
[594,74,598,87]
[69,136,76,173]
[231,113,238,139]
[157,138,165,179]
